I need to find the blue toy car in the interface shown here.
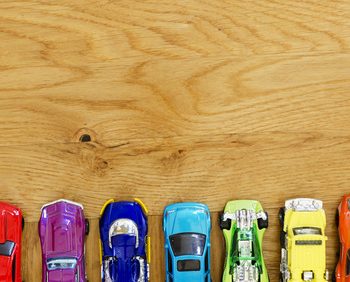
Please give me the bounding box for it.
[163,202,211,282]
[99,199,150,282]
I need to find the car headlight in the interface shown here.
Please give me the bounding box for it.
[302,271,314,281]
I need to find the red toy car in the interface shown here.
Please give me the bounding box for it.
[0,202,23,282]
[335,194,350,282]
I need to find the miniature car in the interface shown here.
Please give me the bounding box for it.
[334,194,350,281]
[99,199,150,282]
[219,200,269,282]
[39,199,89,282]
[279,198,329,282]
[163,202,211,282]
[0,202,23,282]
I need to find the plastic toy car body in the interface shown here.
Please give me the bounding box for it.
[99,199,150,282]
[163,202,211,282]
[335,194,350,282]
[0,202,23,282]
[279,198,329,282]
[219,200,269,282]
[39,199,89,282]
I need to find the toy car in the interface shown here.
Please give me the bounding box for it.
[334,194,350,281]
[0,202,23,282]
[163,202,211,282]
[39,199,89,282]
[279,198,329,282]
[99,199,150,282]
[219,200,269,282]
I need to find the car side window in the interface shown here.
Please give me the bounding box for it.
[347,249,350,275]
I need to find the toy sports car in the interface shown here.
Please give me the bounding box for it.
[219,200,269,282]
[334,194,350,281]
[279,198,329,282]
[163,202,211,282]
[39,199,89,282]
[99,199,150,282]
[0,202,23,282]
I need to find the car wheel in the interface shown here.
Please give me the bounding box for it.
[279,207,285,227]
[22,217,25,231]
[258,212,268,229]
[85,219,90,235]
[335,209,339,228]
[280,231,286,248]
[332,270,336,282]
[219,213,231,230]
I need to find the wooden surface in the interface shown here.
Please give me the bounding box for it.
[0,0,349,280]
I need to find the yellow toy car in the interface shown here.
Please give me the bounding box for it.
[279,198,329,282]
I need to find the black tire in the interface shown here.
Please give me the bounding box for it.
[280,231,286,249]
[279,207,285,227]
[279,207,286,248]
[219,213,231,230]
[85,219,90,235]
[332,270,336,282]
[22,217,25,231]
[258,212,268,229]
[335,209,339,228]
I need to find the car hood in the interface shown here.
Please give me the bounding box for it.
[164,203,210,235]
[47,269,77,282]
[0,203,21,244]
[39,201,85,258]
[290,235,326,271]
[101,202,147,236]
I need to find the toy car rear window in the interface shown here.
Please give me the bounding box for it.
[293,227,322,235]
[0,240,15,256]
[170,233,206,256]
[177,259,200,272]
[47,258,77,270]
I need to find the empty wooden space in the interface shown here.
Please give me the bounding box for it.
[0,0,349,281]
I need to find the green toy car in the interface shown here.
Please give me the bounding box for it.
[219,200,269,282]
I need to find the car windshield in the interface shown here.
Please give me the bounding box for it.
[170,233,206,257]
[47,258,77,270]
[293,227,322,235]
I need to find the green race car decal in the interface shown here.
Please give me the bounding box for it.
[220,200,269,282]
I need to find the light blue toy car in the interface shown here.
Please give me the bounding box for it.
[163,202,211,282]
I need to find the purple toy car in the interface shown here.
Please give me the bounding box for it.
[39,199,89,282]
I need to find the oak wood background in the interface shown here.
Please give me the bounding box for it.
[1,0,349,280]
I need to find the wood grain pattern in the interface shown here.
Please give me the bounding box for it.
[1,0,349,281]
[1,134,350,220]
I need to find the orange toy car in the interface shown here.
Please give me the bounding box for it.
[335,194,350,282]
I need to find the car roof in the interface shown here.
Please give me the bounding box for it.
[164,202,210,236]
